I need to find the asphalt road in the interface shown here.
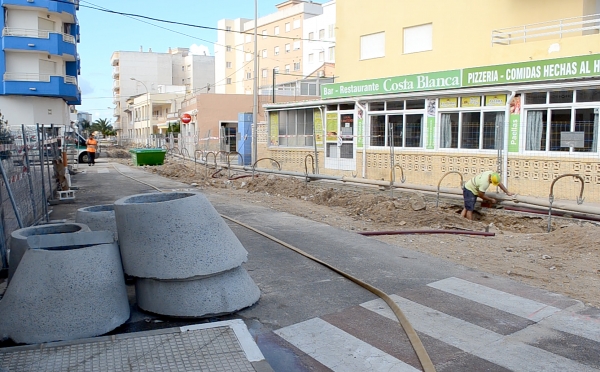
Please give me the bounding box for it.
[45,158,600,372]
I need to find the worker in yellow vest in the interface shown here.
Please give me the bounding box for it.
[85,133,98,166]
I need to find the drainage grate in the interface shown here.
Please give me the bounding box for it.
[0,322,260,372]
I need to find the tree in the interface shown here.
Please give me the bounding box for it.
[0,111,13,160]
[90,118,117,137]
[166,121,180,134]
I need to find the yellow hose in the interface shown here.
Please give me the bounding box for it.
[111,162,436,372]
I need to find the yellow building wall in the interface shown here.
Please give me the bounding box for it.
[336,0,597,81]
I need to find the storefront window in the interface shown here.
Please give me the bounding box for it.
[386,101,403,110]
[576,89,600,102]
[370,102,385,111]
[275,109,314,147]
[525,92,547,105]
[549,90,574,104]
[525,108,598,152]
[369,113,423,147]
[406,99,425,110]
[440,111,503,150]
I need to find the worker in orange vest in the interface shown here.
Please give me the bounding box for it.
[86,133,98,166]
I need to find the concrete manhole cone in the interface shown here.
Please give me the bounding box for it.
[0,240,130,344]
[114,192,248,279]
[8,223,91,284]
[135,266,260,317]
[76,204,118,240]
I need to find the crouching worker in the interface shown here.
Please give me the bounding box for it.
[461,171,513,220]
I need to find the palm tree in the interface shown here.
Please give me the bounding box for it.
[90,118,117,137]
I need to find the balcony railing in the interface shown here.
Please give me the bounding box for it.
[3,72,51,82]
[2,27,76,44]
[492,13,600,45]
[3,72,78,84]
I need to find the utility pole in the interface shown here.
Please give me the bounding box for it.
[252,0,258,165]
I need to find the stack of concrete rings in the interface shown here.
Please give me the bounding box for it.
[114,192,260,317]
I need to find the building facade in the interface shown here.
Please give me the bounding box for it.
[110,47,214,138]
[215,0,324,100]
[263,0,600,203]
[0,0,81,127]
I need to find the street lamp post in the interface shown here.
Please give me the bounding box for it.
[130,77,150,145]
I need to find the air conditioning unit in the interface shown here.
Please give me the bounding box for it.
[317,70,325,77]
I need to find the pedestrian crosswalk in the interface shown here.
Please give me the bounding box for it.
[274,277,600,372]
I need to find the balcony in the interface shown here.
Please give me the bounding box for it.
[111,52,119,66]
[492,14,600,45]
[1,0,77,19]
[112,66,119,78]
[2,28,77,59]
[113,80,120,92]
[2,72,80,104]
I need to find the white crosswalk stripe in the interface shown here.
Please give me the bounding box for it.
[427,277,561,321]
[274,318,420,372]
[362,295,598,372]
[274,277,600,371]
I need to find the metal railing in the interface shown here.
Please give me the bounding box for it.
[3,73,77,84]
[492,13,600,45]
[2,27,75,44]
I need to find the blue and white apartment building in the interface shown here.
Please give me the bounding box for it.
[0,0,80,127]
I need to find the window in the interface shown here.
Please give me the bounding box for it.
[294,62,300,71]
[318,51,324,62]
[274,26,280,35]
[369,114,424,147]
[226,26,232,32]
[328,24,335,38]
[262,49,267,58]
[404,23,432,54]
[274,46,280,55]
[308,53,314,62]
[285,23,290,32]
[226,78,232,84]
[226,62,232,68]
[319,29,325,39]
[274,66,280,74]
[262,30,267,39]
[275,109,314,147]
[285,44,291,53]
[523,89,599,153]
[246,72,252,80]
[181,66,185,71]
[439,111,504,150]
[226,45,231,52]
[293,19,300,29]
[328,46,335,60]
[309,32,314,40]
[293,41,300,50]
[262,69,268,78]
[285,64,290,73]
[245,52,252,61]
[360,32,385,60]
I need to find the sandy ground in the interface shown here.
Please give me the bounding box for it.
[107,148,600,308]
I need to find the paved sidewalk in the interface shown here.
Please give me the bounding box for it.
[0,320,273,372]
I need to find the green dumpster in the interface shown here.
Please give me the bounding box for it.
[129,148,167,166]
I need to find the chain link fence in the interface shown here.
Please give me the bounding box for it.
[0,125,61,269]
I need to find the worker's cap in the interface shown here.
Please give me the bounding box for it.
[490,172,501,186]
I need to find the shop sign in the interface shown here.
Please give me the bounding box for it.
[439,98,458,108]
[463,54,600,87]
[321,53,600,99]
[321,70,461,99]
[485,95,506,106]
[461,96,481,107]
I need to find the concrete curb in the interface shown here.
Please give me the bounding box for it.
[114,192,248,279]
